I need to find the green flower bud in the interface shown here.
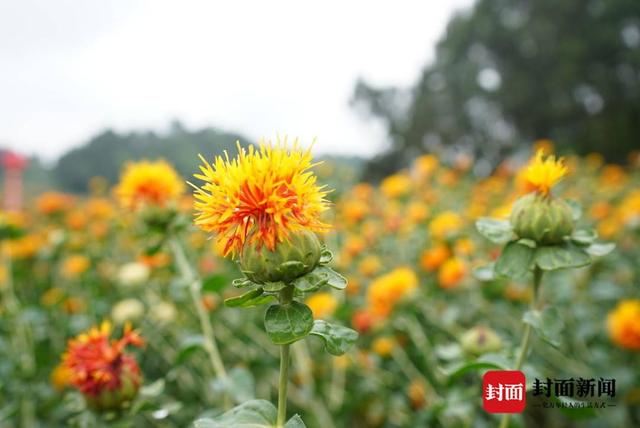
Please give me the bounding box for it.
[460,326,502,355]
[510,193,574,245]
[240,230,322,284]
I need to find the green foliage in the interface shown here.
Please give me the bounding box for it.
[264,302,314,345]
[194,399,305,428]
[523,306,565,348]
[309,320,358,356]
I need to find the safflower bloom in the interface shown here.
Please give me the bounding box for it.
[607,300,640,351]
[115,159,185,209]
[429,211,463,240]
[372,336,394,357]
[420,243,450,272]
[438,257,466,289]
[61,254,90,279]
[367,267,418,318]
[192,140,329,257]
[380,174,411,198]
[521,149,567,196]
[36,192,74,215]
[63,321,144,409]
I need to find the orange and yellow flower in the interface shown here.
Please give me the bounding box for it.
[115,159,185,209]
[192,140,329,257]
[367,267,418,318]
[306,292,338,319]
[521,149,567,196]
[63,321,144,400]
[607,300,640,351]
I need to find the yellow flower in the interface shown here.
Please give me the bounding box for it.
[61,255,90,279]
[607,300,640,351]
[358,255,382,277]
[36,192,74,215]
[420,243,450,272]
[429,211,463,240]
[380,174,411,198]
[51,363,73,391]
[306,292,338,319]
[522,149,567,196]
[372,336,394,357]
[367,267,418,318]
[115,159,185,209]
[192,139,329,257]
[438,257,466,289]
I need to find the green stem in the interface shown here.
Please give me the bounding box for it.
[499,266,543,428]
[169,240,228,381]
[276,285,294,428]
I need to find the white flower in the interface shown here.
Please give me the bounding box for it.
[117,262,150,288]
[111,298,145,324]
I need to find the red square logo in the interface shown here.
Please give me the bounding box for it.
[482,370,526,413]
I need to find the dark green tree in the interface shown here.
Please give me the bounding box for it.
[353,0,640,180]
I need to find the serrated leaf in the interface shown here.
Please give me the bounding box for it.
[309,320,358,356]
[194,399,276,428]
[535,244,591,271]
[585,242,615,257]
[495,242,534,279]
[523,306,564,348]
[264,302,313,345]
[570,229,598,246]
[475,218,514,244]
[472,263,495,281]
[225,288,273,308]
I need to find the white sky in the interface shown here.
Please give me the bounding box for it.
[0,0,473,162]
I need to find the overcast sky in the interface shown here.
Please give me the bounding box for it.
[0,0,473,162]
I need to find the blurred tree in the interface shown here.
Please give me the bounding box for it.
[53,123,250,193]
[352,0,640,180]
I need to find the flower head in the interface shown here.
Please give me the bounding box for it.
[522,149,567,196]
[192,139,329,257]
[115,160,185,209]
[63,321,144,402]
[607,300,640,351]
[367,267,418,318]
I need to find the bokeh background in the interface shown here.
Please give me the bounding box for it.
[1,1,639,427]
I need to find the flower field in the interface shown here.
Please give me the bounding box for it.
[1,140,639,427]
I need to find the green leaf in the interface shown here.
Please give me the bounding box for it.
[263,281,287,292]
[315,266,348,290]
[523,306,564,348]
[139,379,165,398]
[585,242,615,257]
[444,360,506,384]
[534,244,591,271]
[570,229,598,246]
[319,247,333,265]
[516,238,536,248]
[565,199,582,221]
[232,278,256,288]
[225,288,274,308]
[203,274,229,294]
[495,242,534,279]
[472,263,495,281]
[194,399,276,428]
[475,218,514,244]
[264,302,314,345]
[309,320,358,356]
[276,261,307,279]
[292,270,329,292]
[284,415,306,427]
